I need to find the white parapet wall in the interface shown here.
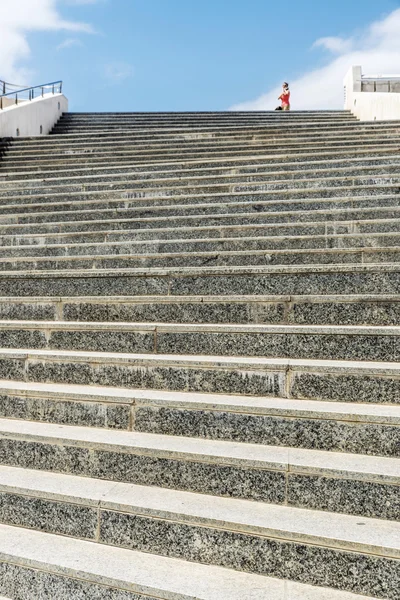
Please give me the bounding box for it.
[344,66,400,121]
[0,93,68,138]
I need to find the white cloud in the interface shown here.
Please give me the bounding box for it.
[313,37,352,54]
[103,62,134,83]
[0,0,94,83]
[57,38,84,51]
[231,8,400,111]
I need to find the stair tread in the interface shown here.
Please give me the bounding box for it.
[0,524,379,600]
[0,417,397,483]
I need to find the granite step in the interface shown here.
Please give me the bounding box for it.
[2,166,400,203]
[1,203,400,238]
[1,293,400,326]
[1,347,400,405]
[0,466,397,598]
[3,150,400,183]
[0,524,379,600]
[4,140,400,170]
[51,118,363,132]
[2,146,399,176]
[3,214,400,247]
[2,231,400,260]
[7,130,400,157]
[9,127,396,152]
[0,379,398,456]
[2,155,400,190]
[1,186,400,220]
[2,263,400,297]
[0,416,398,521]
[1,320,400,362]
[4,245,400,271]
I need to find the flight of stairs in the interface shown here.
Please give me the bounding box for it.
[0,109,398,599]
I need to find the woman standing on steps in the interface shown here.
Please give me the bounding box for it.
[277,82,291,111]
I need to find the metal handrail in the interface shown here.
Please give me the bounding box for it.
[0,80,63,110]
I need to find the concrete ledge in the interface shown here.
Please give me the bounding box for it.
[0,95,68,138]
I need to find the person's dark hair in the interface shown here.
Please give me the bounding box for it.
[283,82,289,88]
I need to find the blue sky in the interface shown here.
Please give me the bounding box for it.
[1,0,400,111]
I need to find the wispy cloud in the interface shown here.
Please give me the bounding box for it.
[57,37,83,51]
[0,0,94,83]
[231,8,400,111]
[103,61,134,83]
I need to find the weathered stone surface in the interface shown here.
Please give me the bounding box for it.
[0,562,151,600]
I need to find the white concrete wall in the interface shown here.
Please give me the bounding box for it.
[0,94,68,138]
[344,66,400,121]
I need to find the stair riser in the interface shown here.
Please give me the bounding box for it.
[0,495,397,599]
[0,434,397,521]
[0,392,397,457]
[3,296,400,326]
[0,326,399,362]
[1,268,400,297]
[1,296,400,327]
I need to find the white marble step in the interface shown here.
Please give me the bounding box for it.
[0,524,381,600]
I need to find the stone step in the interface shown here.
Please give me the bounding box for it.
[3,214,400,248]
[5,137,400,167]
[0,466,397,598]
[10,126,394,152]
[1,293,400,326]
[5,245,400,271]
[0,525,379,600]
[3,230,400,261]
[0,379,398,456]
[1,201,400,238]
[3,228,400,258]
[2,165,400,202]
[0,416,397,520]
[1,145,398,176]
[51,118,362,132]
[1,184,399,221]
[2,155,400,190]
[7,129,400,156]
[49,122,371,135]
[1,346,400,405]
[1,263,400,297]
[4,140,400,171]
[2,320,400,362]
